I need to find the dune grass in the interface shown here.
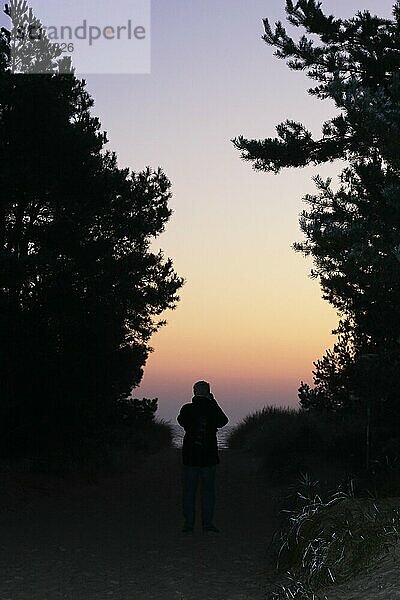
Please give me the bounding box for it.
[229,406,400,598]
[268,473,400,599]
[227,406,366,487]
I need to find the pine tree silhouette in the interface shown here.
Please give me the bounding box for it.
[234,1,400,422]
[0,1,184,455]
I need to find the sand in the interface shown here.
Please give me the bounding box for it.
[0,446,399,599]
[0,447,274,600]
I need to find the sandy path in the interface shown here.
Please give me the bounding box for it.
[326,548,400,599]
[0,448,275,600]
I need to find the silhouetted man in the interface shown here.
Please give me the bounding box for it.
[177,380,229,533]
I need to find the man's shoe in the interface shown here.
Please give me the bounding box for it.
[203,524,220,533]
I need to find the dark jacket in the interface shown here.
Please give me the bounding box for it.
[177,395,229,466]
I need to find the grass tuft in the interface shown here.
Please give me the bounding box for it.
[268,473,400,598]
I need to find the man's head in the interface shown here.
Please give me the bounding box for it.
[193,380,211,397]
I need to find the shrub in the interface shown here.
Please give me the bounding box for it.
[129,418,174,453]
[13,410,174,480]
[227,406,369,485]
[115,397,159,425]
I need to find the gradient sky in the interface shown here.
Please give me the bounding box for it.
[43,1,398,423]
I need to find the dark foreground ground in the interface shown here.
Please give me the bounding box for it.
[0,448,275,600]
[0,447,399,599]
